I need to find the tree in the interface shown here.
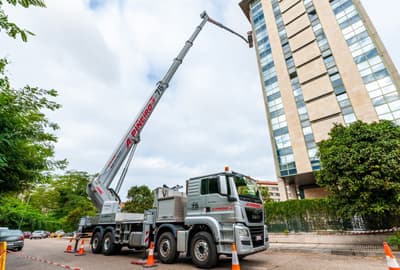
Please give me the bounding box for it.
[122,185,154,213]
[316,120,400,229]
[0,59,66,193]
[0,0,46,42]
[259,186,273,203]
[0,193,60,231]
[30,171,97,231]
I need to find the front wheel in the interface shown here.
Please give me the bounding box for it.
[190,231,217,268]
[91,232,103,254]
[157,232,179,264]
[102,231,120,256]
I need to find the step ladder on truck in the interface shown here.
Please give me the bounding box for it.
[78,11,268,268]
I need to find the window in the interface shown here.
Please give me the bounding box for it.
[201,178,219,195]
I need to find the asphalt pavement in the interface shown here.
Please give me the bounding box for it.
[5,238,389,270]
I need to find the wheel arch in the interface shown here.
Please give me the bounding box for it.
[91,226,105,244]
[155,224,184,248]
[185,216,221,242]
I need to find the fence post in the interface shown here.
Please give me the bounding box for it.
[0,241,6,270]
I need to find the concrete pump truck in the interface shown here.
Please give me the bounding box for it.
[79,11,268,268]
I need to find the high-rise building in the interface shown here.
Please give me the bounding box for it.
[256,180,282,201]
[239,0,400,199]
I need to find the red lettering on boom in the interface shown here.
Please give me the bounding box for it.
[125,97,156,149]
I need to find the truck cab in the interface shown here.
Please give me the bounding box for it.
[153,168,268,268]
[186,169,267,250]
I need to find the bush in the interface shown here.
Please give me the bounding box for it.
[0,193,60,231]
[264,199,347,232]
[386,232,400,250]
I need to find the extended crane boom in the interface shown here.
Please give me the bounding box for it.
[86,11,253,214]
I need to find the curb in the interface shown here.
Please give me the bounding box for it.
[269,246,397,257]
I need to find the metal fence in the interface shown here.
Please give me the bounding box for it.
[267,215,367,233]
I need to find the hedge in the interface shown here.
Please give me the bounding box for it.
[264,199,349,232]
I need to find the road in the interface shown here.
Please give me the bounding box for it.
[6,238,386,270]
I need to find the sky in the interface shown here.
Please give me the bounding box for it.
[1,0,399,200]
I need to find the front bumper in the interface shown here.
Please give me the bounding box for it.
[217,223,269,255]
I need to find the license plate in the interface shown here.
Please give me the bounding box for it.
[256,235,262,241]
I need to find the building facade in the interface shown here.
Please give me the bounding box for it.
[256,180,281,201]
[239,0,400,199]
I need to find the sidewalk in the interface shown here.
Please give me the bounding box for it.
[269,242,400,257]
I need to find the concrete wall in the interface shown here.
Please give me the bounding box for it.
[269,232,390,245]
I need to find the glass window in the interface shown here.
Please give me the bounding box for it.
[344,113,356,123]
[376,104,390,115]
[303,126,313,136]
[389,100,400,112]
[380,113,394,121]
[201,178,219,195]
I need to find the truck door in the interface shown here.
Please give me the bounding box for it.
[201,176,234,221]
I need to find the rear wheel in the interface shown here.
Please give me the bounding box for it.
[91,232,102,254]
[157,232,179,264]
[102,231,120,256]
[190,231,217,268]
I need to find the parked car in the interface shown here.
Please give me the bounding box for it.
[54,230,65,238]
[23,231,32,239]
[0,229,24,251]
[43,231,50,238]
[64,231,76,238]
[30,230,46,239]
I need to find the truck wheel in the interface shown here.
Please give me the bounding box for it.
[157,232,179,264]
[91,232,102,254]
[102,231,120,256]
[190,231,217,268]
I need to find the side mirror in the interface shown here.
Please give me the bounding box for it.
[228,195,237,202]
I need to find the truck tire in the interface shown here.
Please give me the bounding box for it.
[102,231,120,256]
[157,232,179,264]
[91,232,102,254]
[190,231,217,268]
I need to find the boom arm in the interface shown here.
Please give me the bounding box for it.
[87,11,253,213]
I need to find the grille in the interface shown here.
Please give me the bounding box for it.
[249,226,264,248]
[245,207,263,223]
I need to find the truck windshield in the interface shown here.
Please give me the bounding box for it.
[233,176,261,203]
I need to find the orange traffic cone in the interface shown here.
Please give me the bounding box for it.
[64,239,73,253]
[75,239,86,256]
[231,242,240,270]
[384,242,400,270]
[143,241,157,268]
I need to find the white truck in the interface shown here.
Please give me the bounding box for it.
[79,11,268,268]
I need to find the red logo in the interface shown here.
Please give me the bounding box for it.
[95,186,104,195]
[245,202,262,209]
[211,206,233,211]
[125,97,156,148]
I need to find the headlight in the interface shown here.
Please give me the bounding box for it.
[238,228,249,237]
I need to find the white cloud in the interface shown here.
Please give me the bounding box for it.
[0,0,398,201]
[0,0,274,200]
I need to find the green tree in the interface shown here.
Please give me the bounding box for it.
[0,193,60,231]
[34,171,96,231]
[0,59,66,193]
[122,185,154,213]
[0,0,46,42]
[316,120,400,229]
[259,186,273,203]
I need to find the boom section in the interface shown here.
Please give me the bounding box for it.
[87,13,209,211]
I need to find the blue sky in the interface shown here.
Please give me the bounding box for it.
[0,0,399,200]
